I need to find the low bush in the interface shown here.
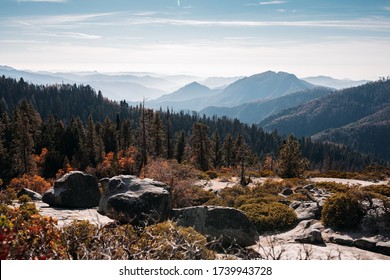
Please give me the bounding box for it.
[239,202,297,233]
[18,194,32,204]
[206,170,218,179]
[0,204,64,260]
[364,184,390,197]
[314,181,350,193]
[321,191,364,230]
[7,175,51,195]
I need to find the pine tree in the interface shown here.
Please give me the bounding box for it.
[82,115,101,168]
[11,100,41,175]
[222,133,234,167]
[102,117,118,153]
[174,130,186,164]
[278,134,309,178]
[64,117,84,168]
[151,112,165,157]
[167,109,174,159]
[119,119,133,150]
[190,123,210,171]
[211,131,222,168]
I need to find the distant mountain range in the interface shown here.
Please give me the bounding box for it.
[302,76,368,90]
[259,79,390,160]
[200,87,333,124]
[147,71,320,112]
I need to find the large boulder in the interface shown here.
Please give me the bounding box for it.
[98,175,170,226]
[42,171,100,208]
[171,206,259,248]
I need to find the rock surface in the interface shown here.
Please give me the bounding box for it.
[171,206,259,247]
[17,188,42,201]
[42,171,100,208]
[293,202,321,222]
[98,175,170,226]
[376,241,390,256]
[294,220,324,244]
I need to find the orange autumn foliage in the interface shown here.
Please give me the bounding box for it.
[8,174,52,195]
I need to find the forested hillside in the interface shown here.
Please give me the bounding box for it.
[0,76,382,182]
[259,79,390,160]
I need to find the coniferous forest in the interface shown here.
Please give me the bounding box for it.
[0,75,383,183]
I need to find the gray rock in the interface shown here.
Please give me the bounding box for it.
[376,241,390,256]
[42,171,100,208]
[293,220,324,244]
[17,188,42,201]
[294,202,321,222]
[329,235,354,246]
[171,206,259,248]
[295,229,323,244]
[303,184,314,191]
[353,238,377,251]
[98,175,170,226]
[280,188,293,196]
[360,199,390,235]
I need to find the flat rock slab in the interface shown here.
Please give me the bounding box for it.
[35,201,113,227]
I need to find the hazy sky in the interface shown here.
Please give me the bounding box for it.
[1,0,390,79]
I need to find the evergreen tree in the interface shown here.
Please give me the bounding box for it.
[64,117,84,168]
[11,100,41,175]
[174,130,186,164]
[102,117,118,153]
[119,119,133,150]
[151,112,165,157]
[165,108,173,159]
[211,131,222,168]
[222,133,234,167]
[278,134,309,178]
[82,115,101,168]
[190,123,210,171]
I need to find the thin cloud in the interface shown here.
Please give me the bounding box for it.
[384,6,390,11]
[16,0,67,3]
[259,1,286,5]
[127,17,390,31]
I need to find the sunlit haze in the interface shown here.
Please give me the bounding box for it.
[1,0,390,79]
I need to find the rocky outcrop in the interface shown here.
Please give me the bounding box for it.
[294,219,324,244]
[280,188,293,196]
[292,202,322,222]
[17,188,42,201]
[360,199,390,235]
[171,206,259,248]
[98,175,170,226]
[376,241,390,256]
[42,171,100,208]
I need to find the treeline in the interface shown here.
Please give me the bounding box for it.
[0,76,382,182]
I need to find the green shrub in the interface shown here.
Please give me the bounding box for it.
[18,194,32,204]
[206,170,218,179]
[321,192,364,230]
[364,184,390,197]
[314,182,350,193]
[239,202,297,233]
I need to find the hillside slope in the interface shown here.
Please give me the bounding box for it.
[260,79,390,160]
[200,87,332,124]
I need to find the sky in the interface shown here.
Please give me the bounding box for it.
[1,0,390,79]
